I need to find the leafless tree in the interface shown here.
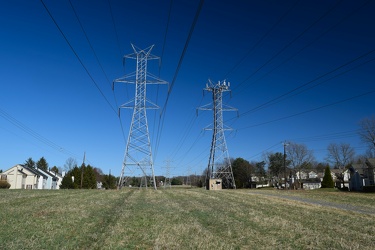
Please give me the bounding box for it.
[326,143,355,168]
[327,143,355,188]
[64,157,77,171]
[359,117,375,155]
[286,142,315,178]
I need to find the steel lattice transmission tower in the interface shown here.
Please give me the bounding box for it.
[114,44,167,190]
[198,79,237,189]
[163,159,172,189]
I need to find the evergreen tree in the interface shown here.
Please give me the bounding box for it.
[232,158,252,188]
[24,157,35,168]
[71,166,82,189]
[171,178,182,185]
[82,164,97,189]
[268,152,284,177]
[60,173,74,189]
[36,157,48,171]
[50,166,59,174]
[102,174,117,189]
[321,166,334,188]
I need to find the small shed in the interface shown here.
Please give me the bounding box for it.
[209,178,222,190]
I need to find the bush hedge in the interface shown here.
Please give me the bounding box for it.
[0,180,11,189]
[362,185,375,193]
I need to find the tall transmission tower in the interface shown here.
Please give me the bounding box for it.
[163,159,172,188]
[198,79,237,189]
[114,44,167,190]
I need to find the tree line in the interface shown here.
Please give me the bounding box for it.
[203,116,375,189]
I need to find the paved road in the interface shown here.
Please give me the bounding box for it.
[247,190,375,215]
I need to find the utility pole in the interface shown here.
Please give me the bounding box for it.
[108,169,111,189]
[186,166,191,187]
[283,141,289,189]
[198,79,237,189]
[80,151,85,189]
[114,44,168,190]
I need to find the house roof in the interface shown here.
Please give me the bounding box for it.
[23,165,49,179]
[366,158,375,168]
[3,164,34,176]
[36,168,56,178]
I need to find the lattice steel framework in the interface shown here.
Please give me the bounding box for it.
[198,80,237,189]
[163,159,172,189]
[114,44,167,190]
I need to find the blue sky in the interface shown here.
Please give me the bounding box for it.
[1,0,374,177]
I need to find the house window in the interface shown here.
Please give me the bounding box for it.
[26,185,33,189]
[0,174,6,180]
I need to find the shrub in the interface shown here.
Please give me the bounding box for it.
[0,180,11,189]
[321,166,334,188]
[362,186,375,193]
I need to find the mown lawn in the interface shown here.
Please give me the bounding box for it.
[1,188,374,249]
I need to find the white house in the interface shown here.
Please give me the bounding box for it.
[25,166,48,189]
[2,165,39,189]
[47,170,64,189]
[295,170,308,180]
[308,171,318,179]
[36,168,62,189]
[2,164,66,189]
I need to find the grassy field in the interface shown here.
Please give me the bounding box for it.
[1,188,374,250]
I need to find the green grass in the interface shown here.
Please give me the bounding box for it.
[1,188,374,249]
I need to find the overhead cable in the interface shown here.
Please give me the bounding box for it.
[238,89,375,130]
[41,0,118,116]
[154,0,204,160]
[230,0,344,94]
[68,0,127,143]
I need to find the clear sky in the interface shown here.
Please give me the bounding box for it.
[1,0,374,177]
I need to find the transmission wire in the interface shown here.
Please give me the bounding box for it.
[40,0,118,116]
[238,89,375,130]
[154,0,204,161]
[68,0,127,144]
[230,0,344,95]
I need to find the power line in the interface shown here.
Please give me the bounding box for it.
[247,142,281,160]
[68,0,127,144]
[154,0,204,160]
[235,49,375,119]
[40,0,118,116]
[222,0,301,79]
[234,0,372,100]
[68,0,114,97]
[290,129,362,143]
[152,0,174,152]
[160,0,204,116]
[238,89,375,130]
[230,0,344,95]
[107,0,124,56]
[169,96,205,158]
[0,107,83,162]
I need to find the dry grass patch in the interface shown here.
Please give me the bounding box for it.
[1,188,374,249]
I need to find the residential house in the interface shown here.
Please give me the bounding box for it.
[25,166,48,189]
[351,158,375,187]
[331,168,350,188]
[1,164,55,189]
[48,170,64,189]
[2,164,39,189]
[36,168,65,189]
[295,170,308,180]
[308,171,318,179]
